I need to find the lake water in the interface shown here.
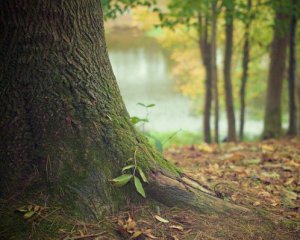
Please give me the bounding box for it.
[106,29,264,138]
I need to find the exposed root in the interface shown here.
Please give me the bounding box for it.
[147,169,250,215]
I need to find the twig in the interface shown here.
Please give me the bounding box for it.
[69,231,106,239]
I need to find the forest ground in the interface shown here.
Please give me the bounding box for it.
[1,139,299,239]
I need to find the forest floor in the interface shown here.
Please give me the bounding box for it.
[108,138,300,240]
[1,139,299,239]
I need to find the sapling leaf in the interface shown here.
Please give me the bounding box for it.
[134,176,146,198]
[122,164,135,173]
[146,104,155,108]
[137,102,147,107]
[137,167,148,183]
[130,116,149,125]
[112,174,133,187]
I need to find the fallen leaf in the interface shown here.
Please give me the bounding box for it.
[261,145,275,153]
[23,211,35,219]
[258,191,271,198]
[154,215,169,223]
[198,144,214,153]
[284,178,294,186]
[144,229,157,239]
[242,158,261,165]
[170,225,184,231]
[231,194,238,201]
[131,230,142,239]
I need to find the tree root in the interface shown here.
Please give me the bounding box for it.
[147,169,250,215]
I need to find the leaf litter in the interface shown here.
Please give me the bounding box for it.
[4,139,300,239]
[165,138,300,220]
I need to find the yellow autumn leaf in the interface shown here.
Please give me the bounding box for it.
[154,215,169,223]
[131,230,142,239]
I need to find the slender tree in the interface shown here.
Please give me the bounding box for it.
[198,15,213,143]
[239,0,252,140]
[287,0,298,136]
[262,4,289,139]
[211,1,219,143]
[223,0,236,141]
[0,0,245,219]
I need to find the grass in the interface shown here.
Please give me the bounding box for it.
[145,130,261,151]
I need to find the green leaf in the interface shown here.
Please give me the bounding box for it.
[112,174,133,187]
[122,164,135,173]
[146,104,155,108]
[130,116,149,125]
[134,176,146,198]
[137,102,147,107]
[23,211,35,219]
[137,167,148,183]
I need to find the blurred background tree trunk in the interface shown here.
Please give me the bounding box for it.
[287,0,298,136]
[198,15,212,143]
[263,9,289,139]
[239,0,252,141]
[223,0,236,142]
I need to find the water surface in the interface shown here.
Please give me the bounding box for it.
[106,29,264,138]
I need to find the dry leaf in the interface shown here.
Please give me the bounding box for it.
[231,194,238,201]
[131,230,142,239]
[284,178,294,186]
[261,145,275,153]
[144,229,157,239]
[126,219,136,230]
[170,225,184,231]
[154,215,169,223]
[198,144,214,153]
[258,191,271,198]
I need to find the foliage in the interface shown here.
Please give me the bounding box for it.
[112,148,148,198]
[101,0,157,19]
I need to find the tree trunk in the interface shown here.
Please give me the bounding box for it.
[239,0,252,141]
[0,0,175,209]
[0,0,248,217]
[211,2,219,143]
[298,76,300,135]
[287,0,297,136]
[204,52,213,144]
[262,11,289,139]
[198,15,212,143]
[223,1,236,142]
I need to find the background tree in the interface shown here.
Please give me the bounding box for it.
[223,0,237,142]
[239,0,252,140]
[198,14,213,143]
[158,0,221,143]
[211,1,220,143]
[287,0,298,136]
[263,0,290,139]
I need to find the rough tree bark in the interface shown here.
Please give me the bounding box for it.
[239,0,252,141]
[0,0,247,217]
[263,10,289,139]
[287,0,298,136]
[223,0,237,142]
